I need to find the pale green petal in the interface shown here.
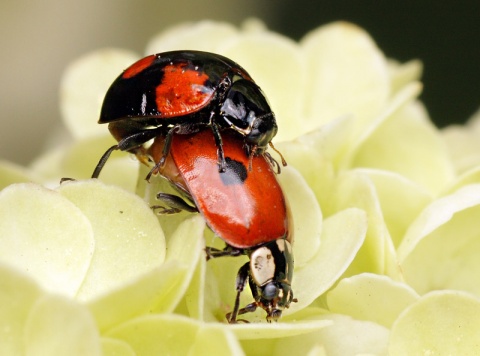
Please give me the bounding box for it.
[190,325,244,356]
[181,254,207,321]
[327,170,399,278]
[24,294,101,356]
[443,165,480,195]
[357,168,432,247]
[441,107,480,174]
[277,166,322,266]
[289,208,367,314]
[0,264,43,355]
[230,317,332,341]
[60,49,139,139]
[87,262,183,332]
[387,59,423,94]
[273,314,389,356]
[442,123,480,174]
[353,99,455,195]
[31,135,139,191]
[29,146,67,187]
[107,314,243,355]
[327,273,419,328]
[276,132,336,211]
[301,22,390,129]
[348,81,421,168]
[0,160,39,189]
[219,32,306,142]
[101,338,135,356]
[77,189,204,332]
[150,215,205,313]
[389,291,480,355]
[0,183,94,297]
[57,180,166,302]
[398,184,480,296]
[62,135,139,191]
[146,20,239,54]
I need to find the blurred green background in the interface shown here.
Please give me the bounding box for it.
[1,0,478,165]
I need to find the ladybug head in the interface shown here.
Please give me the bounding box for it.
[249,238,295,322]
[220,79,277,155]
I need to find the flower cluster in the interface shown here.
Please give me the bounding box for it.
[2,19,480,355]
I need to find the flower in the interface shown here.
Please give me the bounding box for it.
[2,19,480,355]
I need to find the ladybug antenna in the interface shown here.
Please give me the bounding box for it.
[269,142,287,167]
[248,147,255,172]
[264,152,281,174]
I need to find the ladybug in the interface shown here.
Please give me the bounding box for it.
[148,129,295,323]
[92,50,286,179]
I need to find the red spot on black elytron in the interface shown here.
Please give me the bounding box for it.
[122,54,156,79]
[155,63,213,117]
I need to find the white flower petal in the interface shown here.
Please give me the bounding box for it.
[0,264,43,355]
[389,291,480,354]
[24,294,101,356]
[60,49,139,139]
[289,208,367,313]
[301,22,390,129]
[57,180,166,302]
[327,273,419,328]
[0,183,94,297]
[274,314,389,356]
[399,184,480,295]
[146,21,239,54]
[277,166,322,267]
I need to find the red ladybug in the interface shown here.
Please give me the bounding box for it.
[92,50,285,179]
[148,129,295,323]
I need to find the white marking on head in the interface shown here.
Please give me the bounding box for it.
[250,246,275,286]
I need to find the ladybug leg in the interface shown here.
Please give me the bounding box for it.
[205,244,243,260]
[92,128,163,179]
[152,192,197,214]
[210,123,227,173]
[160,126,175,164]
[91,145,119,178]
[226,262,250,323]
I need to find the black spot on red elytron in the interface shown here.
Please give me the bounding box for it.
[219,157,248,186]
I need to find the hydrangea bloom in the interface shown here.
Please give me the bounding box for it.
[2,19,480,355]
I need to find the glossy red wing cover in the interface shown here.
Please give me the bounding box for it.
[170,130,290,249]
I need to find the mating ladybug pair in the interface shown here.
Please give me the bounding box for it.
[93,51,295,323]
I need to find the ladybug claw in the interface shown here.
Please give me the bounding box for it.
[151,205,182,215]
[145,156,166,182]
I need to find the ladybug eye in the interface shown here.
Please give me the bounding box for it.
[221,80,272,130]
[262,283,278,300]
